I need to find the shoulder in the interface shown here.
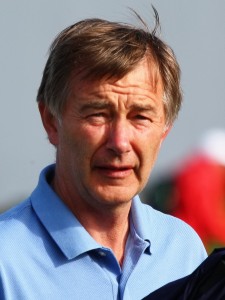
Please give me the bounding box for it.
[0,198,32,224]
[0,198,37,248]
[0,164,55,242]
[141,201,207,255]
[145,202,193,231]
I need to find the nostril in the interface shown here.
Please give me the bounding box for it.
[106,133,131,155]
[105,120,132,155]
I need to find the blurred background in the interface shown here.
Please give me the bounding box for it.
[1,0,225,251]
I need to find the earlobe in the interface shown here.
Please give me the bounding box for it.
[159,126,172,147]
[162,126,171,140]
[38,102,59,146]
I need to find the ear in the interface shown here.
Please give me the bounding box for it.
[159,126,172,147]
[38,102,59,146]
[162,126,172,140]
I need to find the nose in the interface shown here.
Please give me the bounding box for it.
[106,118,132,155]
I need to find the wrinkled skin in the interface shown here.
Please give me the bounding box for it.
[40,59,169,216]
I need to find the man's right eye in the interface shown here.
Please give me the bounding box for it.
[86,113,109,124]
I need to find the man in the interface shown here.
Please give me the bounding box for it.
[0,11,207,300]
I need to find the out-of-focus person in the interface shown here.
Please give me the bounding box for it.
[147,128,225,253]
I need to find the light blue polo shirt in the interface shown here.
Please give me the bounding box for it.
[0,165,207,300]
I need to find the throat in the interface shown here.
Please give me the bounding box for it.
[88,217,130,266]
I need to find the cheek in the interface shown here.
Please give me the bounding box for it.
[59,125,105,162]
[81,125,107,151]
[140,131,164,167]
[57,127,82,164]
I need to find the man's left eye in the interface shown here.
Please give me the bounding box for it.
[134,115,150,121]
[136,115,147,119]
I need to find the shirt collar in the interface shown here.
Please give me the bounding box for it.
[130,195,152,254]
[31,164,152,259]
[31,164,101,260]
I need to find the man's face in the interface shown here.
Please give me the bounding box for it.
[46,60,169,210]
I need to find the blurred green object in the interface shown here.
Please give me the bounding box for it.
[145,176,178,214]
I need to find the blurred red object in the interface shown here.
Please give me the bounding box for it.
[147,129,225,252]
[174,154,225,247]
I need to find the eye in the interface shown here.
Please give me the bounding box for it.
[131,113,153,128]
[134,114,152,122]
[86,112,109,124]
[88,112,105,119]
[135,114,149,120]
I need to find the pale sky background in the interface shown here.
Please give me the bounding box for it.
[1,0,225,211]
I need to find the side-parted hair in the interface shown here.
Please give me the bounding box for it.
[37,8,182,126]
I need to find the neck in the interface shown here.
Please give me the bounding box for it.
[85,209,130,266]
[52,174,131,266]
[73,203,131,266]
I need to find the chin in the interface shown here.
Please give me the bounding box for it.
[93,187,137,207]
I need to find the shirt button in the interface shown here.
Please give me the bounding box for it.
[98,250,106,257]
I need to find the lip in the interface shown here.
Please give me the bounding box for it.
[94,165,134,178]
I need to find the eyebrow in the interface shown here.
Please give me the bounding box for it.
[79,100,157,114]
[129,103,157,113]
[79,100,113,113]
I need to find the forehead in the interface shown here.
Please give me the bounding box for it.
[70,59,163,100]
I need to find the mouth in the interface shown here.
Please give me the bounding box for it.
[94,165,134,179]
